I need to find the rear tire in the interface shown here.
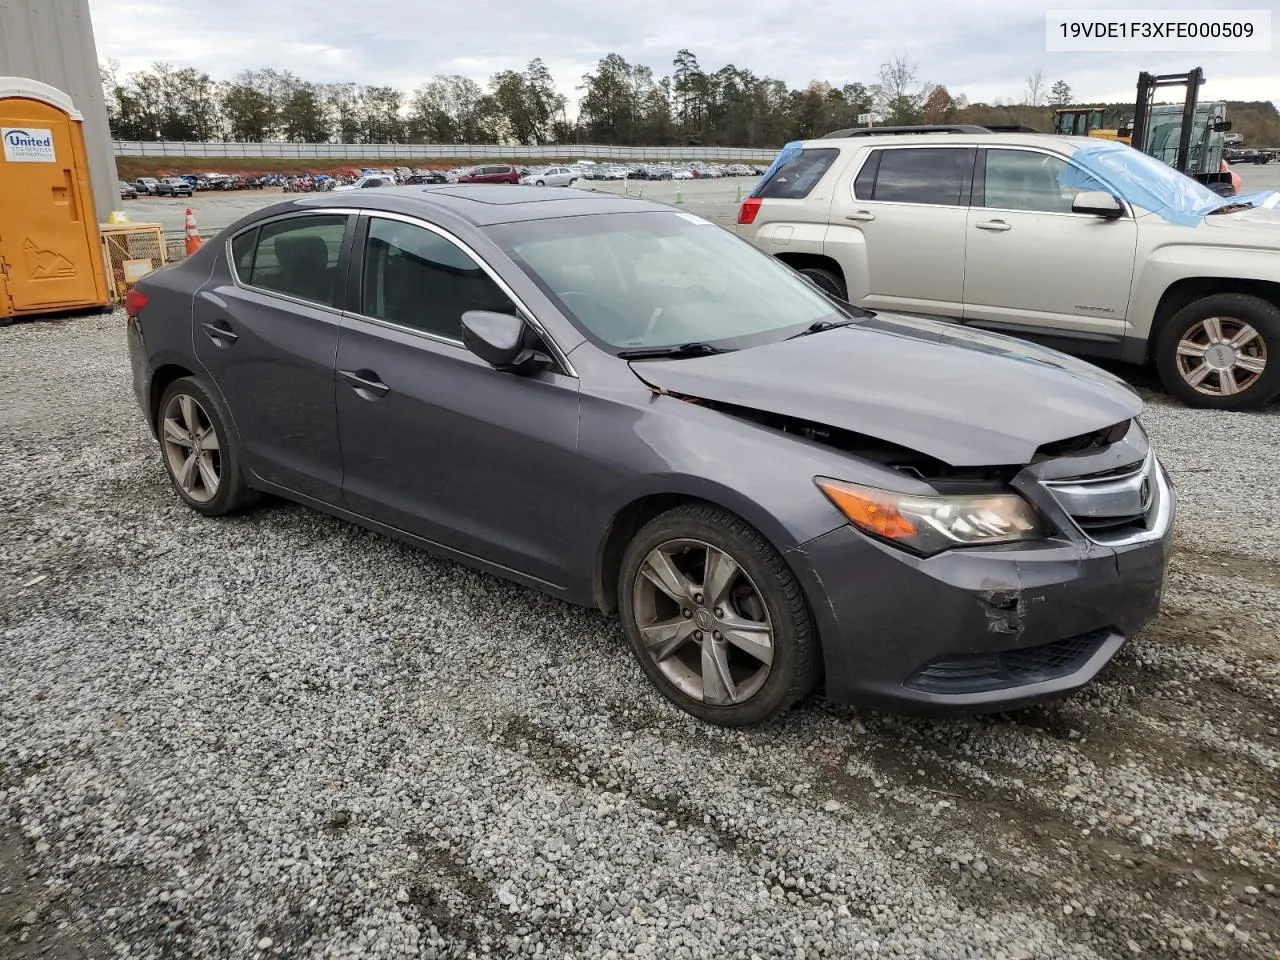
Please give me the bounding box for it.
[798,266,848,301]
[156,377,256,516]
[617,504,820,727]
[1154,293,1280,410]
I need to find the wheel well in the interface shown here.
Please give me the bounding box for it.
[593,493,704,614]
[1153,278,1280,339]
[773,252,845,284]
[149,363,194,428]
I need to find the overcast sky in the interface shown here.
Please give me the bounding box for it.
[89,0,1278,110]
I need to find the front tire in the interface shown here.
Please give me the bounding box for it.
[798,266,847,301]
[617,504,820,727]
[1154,294,1280,410]
[157,377,256,516]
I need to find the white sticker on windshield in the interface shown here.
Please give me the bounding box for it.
[674,212,712,225]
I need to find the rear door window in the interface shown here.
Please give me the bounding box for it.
[244,215,349,307]
[756,148,840,199]
[862,147,974,206]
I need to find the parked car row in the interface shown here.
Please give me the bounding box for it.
[121,161,767,199]
[124,174,270,196]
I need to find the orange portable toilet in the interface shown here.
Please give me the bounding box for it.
[0,77,111,321]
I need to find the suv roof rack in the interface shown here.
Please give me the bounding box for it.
[983,125,1043,133]
[821,124,992,138]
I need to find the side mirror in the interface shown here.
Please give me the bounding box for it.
[1071,190,1124,219]
[461,310,551,375]
[1212,120,1232,133]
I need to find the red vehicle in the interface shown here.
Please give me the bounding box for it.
[456,164,520,184]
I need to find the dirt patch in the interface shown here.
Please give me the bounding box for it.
[0,826,111,959]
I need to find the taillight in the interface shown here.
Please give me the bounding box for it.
[124,288,148,318]
[737,197,762,225]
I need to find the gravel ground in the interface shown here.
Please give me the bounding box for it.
[1,312,1277,960]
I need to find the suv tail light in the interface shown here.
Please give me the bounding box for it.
[124,288,148,318]
[737,197,762,225]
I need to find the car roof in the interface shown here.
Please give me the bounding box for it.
[290,185,656,226]
[800,132,1089,152]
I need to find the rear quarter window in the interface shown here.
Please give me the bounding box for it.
[757,148,840,199]
[230,228,258,280]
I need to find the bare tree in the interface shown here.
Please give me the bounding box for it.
[877,55,919,104]
[1024,68,1046,107]
[874,55,922,124]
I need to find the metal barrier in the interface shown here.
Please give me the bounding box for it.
[112,141,780,163]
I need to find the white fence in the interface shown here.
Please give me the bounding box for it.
[112,140,780,163]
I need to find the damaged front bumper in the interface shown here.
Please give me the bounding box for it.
[795,450,1174,713]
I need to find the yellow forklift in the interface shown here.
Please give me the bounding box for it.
[1052,68,1235,195]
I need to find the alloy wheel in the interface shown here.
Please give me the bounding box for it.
[630,538,774,705]
[1176,316,1268,397]
[160,393,221,503]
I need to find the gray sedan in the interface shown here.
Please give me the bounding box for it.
[126,186,1173,726]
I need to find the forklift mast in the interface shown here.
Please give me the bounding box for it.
[1130,67,1203,175]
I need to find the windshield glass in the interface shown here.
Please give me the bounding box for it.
[1060,139,1225,226]
[485,211,848,351]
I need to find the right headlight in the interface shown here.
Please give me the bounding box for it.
[815,477,1046,556]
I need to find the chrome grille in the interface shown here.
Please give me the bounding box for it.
[1041,452,1170,546]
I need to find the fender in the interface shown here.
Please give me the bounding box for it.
[1131,242,1280,340]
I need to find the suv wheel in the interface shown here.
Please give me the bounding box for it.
[1155,293,1280,410]
[799,267,847,301]
[617,504,820,727]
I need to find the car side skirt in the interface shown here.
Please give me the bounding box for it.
[248,476,583,605]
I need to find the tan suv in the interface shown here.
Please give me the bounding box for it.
[738,127,1280,410]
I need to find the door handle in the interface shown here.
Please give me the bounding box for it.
[201,320,239,346]
[339,368,390,400]
[845,211,876,222]
[975,220,1011,232]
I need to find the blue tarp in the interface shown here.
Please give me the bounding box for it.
[749,141,804,197]
[1060,139,1280,226]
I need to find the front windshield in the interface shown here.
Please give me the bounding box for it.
[485,211,848,351]
[1061,140,1225,226]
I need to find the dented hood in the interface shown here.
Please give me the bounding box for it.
[629,314,1143,467]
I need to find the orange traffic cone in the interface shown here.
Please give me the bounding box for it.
[184,208,203,255]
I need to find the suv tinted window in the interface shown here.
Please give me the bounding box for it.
[757,148,839,199]
[866,147,973,205]
[982,149,1076,213]
[246,215,348,306]
[361,218,516,340]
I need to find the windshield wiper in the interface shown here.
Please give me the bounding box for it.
[617,342,728,360]
[1208,201,1253,215]
[786,317,863,339]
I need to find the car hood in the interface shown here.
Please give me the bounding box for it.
[1201,204,1280,234]
[627,314,1142,467]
